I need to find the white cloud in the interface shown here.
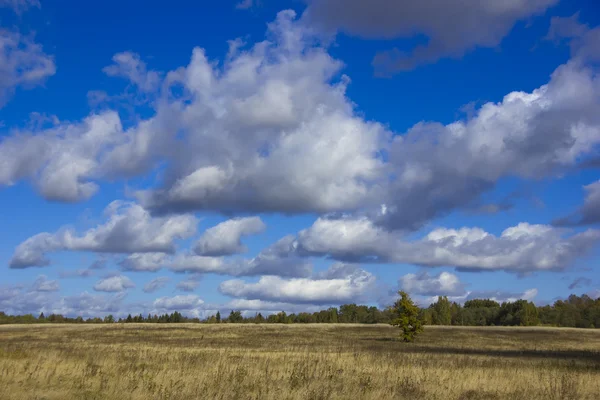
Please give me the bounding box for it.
[219,266,375,304]
[133,10,389,215]
[0,29,55,107]
[31,275,60,292]
[143,277,170,293]
[51,292,127,318]
[381,58,600,230]
[400,271,466,297]
[103,52,160,92]
[0,286,128,318]
[272,217,600,272]
[1,10,599,236]
[10,201,197,268]
[93,275,135,293]
[305,0,557,73]
[176,278,200,292]
[0,112,123,201]
[166,252,312,278]
[153,295,204,311]
[194,217,266,256]
[554,180,600,226]
[120,253,167,272]
[168,255,228,274]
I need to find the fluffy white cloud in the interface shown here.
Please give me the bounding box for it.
[143,277,170,293]
[1,10,599,236]
[166,251,312,278]
[0,29,55,107]
[31,275,60,292]
[153,295,204,311]
[0,112,123,201]
[219,265,375,304]
[272,217,600,272]
[93,275,135,293]
[0,285,128,318]
[10,201,197,268]
[133,10,388,215]
[305,0,557,73]
[400,271,466,297]
[194,217,266,256]
[103,51,160,92]
[120,253,168,272]
[381,58,600,230]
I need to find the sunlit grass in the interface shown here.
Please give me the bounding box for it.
[1,324,599,399]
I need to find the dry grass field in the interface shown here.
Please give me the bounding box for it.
[0,324,599,400]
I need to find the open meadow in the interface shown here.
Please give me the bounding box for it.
[0,324,599,400]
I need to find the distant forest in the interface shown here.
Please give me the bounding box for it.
[1,294,599,328]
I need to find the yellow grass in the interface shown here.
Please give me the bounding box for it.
[1,324,599,399]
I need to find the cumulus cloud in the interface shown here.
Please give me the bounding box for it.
[400,271,466,297]
[219,265,375,304]
[153,295,204,311]
[134,10,389,215]
[166,251,312,278]
[0,285,22,301]
[194,217,266,256]
[120,253,168,272]
[176,277,200,292]
[554,180,600,226]
[103,51,160,92]
[271,217,600,273]
[305,0,556,73]
[143,277,170,293]
[0,284,128,318]
[31,275,60,292]
[381,58,600,230]
[93,275,135,292]
[9,201,197,268]
[0,112,123,200]
[0,29,55,107]
[1,10,599,237]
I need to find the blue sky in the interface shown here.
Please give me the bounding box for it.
[1,0,599,318]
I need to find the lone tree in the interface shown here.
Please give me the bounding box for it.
[390,291,424,342]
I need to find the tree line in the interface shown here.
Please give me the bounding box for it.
[1,294,598,328]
